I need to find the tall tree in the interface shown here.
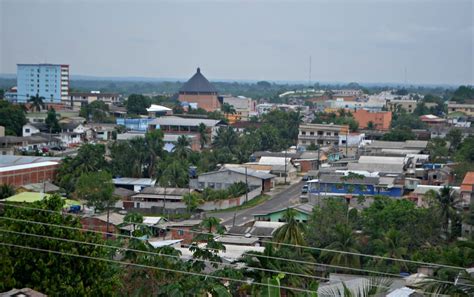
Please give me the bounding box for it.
[0,194,120,295]
[198,123,209,149]
[160,160,188,188]
[28,94,45,112]
[320,224,361,268]
[428,186,462,239]
[446,128,463,152]
[173,135,192,159]
[0,100,27,136]
[45,107,61,133]
[272,208,306,247]
[213,126,239,152]
[126,94,150,115]
[75,171,118,234]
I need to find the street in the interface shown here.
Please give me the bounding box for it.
[209,180,305,226]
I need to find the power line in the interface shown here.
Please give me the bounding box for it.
[0,229,449,296]
[0,242,319,295]
[0,215,469,290]
[0,202,469,271]
[0,228,330,284]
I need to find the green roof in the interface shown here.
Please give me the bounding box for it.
[4,192,80,208]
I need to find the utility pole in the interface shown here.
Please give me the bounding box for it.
[284,149,288,185]
[345,127,348,157]
[245,166,249,203]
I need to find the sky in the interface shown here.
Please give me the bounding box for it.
[0,0,473,85]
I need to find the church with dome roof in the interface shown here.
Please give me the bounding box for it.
[178,67,221,112]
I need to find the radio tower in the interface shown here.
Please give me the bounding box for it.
[308,56,312,86]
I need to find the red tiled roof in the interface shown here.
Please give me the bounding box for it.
[461,172,474,192]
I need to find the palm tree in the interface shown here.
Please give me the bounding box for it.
[144,130,164,178]
[221,102,236,119]
[417,270,474,296]
[173,135,192,159]
[321,224,361,268]
[371,229,408,272]
[183,192,204,214]
[160,160,188,188]
[273,208,306,247]
[429,186,462,239]
[0,184,15,199]
[197,123,209,149]
[320,277,393,297]
[213,126,238,152]
[28,94,45,112]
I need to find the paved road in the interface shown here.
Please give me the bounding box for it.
[209,180,305,226]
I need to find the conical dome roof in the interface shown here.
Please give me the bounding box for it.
[179,67,218,93]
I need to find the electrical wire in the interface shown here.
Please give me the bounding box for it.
[0,242,319,294]
[0,215,470,290]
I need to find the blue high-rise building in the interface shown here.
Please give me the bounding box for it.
[15,64,69,103]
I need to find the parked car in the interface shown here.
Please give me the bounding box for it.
[301,184,308,194]
[50,146,66,151]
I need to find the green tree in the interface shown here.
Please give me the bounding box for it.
[451,85,474,103]
[0,184,15,199]
[446,128,463,152]
[0,194,120,295]
[272,208,306,247]
[183,192,204,213]
[126,94,150,115]
[427,186,462,239]
[0,100,27,136]
[198,123,209,149]
[321,224,361,269]
[427,138,449,163]
[79,100,110,122]
[213,126,239,152]
[307,198,352,248]
[173,135,192,159]
[221,102,236,118]
[367,121,375,130]
[75,171,118,234]
[55,144,108,195]
[381,128,415,141]
[27,94,45,112]
[160,160,188,188]
[45,107,61,133]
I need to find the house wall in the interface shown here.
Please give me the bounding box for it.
[80,217,119,239]
[168,226,196,244]
[178,93,220,112]
[198,188,261,211]
[255,211,309,222]
[0,164,59,186]
[308,183,403,197]
[299,159,318,173]
[352,109,392,130]
[23,124,40,137]
[197,171,264,190]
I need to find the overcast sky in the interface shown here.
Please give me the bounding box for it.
[1,0,473,85]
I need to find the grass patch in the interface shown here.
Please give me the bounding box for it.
[208,194,270,213]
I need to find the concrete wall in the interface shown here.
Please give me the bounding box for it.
[0,164,59,186]
[197,171,263,190]
[198,187,261,211]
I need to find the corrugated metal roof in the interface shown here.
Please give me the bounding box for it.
[348,163,404,174]
[358,156,405,165]
[149,116,223,127]
[112,178,156,186]
[258,156,291,166]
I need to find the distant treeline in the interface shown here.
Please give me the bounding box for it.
[0,77,460,100]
